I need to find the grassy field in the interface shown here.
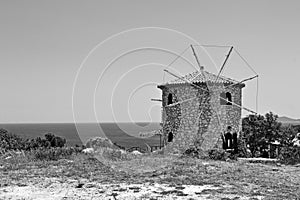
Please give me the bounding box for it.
[0,151,299,200]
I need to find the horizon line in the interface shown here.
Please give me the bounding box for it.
[0,121,162,124]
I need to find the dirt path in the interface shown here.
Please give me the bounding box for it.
[0,180,264,200]
[1,154,299,199]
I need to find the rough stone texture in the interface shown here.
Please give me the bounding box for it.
[158,78,244,153]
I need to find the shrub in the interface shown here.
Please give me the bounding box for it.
[44,133,66,148]
[183,139,207,159]
[86,137,118,150]
[102,148,123,161]
[207,148,231,161]
[100,148,135,161]
[279,146,300,165]
[0,128,79,162]
[0,129,28,151]
[93,147,140,162]
[183,138,238,161]
[30,147,79,161]
[0,129,67,152]
[242,112,282,157]
[184,147,205,158]
[236,137,252,158]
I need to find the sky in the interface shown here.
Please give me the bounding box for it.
[0,0,300,123]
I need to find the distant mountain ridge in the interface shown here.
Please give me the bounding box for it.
[278,116,300,125]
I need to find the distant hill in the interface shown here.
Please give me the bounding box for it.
[278,116,300,125]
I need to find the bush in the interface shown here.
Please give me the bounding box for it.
[183,139,238,161]
[279,146,300,165]
[183,139,208,158]
[30,147,79,161]
[86,137,118,150]
[242,112,282,157]
[207,148,231,161]
[44,133,66,148]
[236,137,252,158]
[0,129,28,151]
[97,147,136,161]
[184,147,207,159]
[0,129,78,161]
[0,129,67,152]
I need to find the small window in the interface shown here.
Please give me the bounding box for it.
[226,92,232,105]
[220,92,232,105]
[167,93,173,105]
[168,132,173,142]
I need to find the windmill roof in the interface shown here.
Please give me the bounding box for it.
[160,70,241,87]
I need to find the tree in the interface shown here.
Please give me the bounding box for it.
[280,125,297,146]
[44,133,66,147]
[242,114,265,156]
[263,112,282,143]
[242,112,282,157]
[45,133,55,142]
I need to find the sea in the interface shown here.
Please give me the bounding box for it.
[0,122,161,149]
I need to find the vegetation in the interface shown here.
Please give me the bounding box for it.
[0,129,28,151]
[0,114,300,199]
[207,148,230,161]
[29,147,81,161]
[279,146,300,165]
[182,111,300,164]
[1,153,299,199]
[0,129,67,151]
[1,111,300,164]
[242,112,281,157]
[241,112,300,164]
[0,128,81,161]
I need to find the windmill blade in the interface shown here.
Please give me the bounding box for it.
[163,69,203,90]
[190,45,202,70]
[165,96,197,107]
[225,75,258,89]
[215,46,234,83]
[164,68,257,114]
[151,98,162,102]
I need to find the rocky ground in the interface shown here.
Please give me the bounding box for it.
[0,153,299,200]
[0,181,264,200]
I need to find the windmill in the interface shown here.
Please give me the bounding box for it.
[151,44,259,153]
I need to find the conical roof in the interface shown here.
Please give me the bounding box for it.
[160,69,242,87]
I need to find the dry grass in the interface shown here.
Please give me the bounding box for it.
[95,152,300,199]
[0,151,300,199]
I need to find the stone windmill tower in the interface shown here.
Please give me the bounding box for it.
[156,45,257,154]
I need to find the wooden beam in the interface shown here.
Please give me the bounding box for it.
[225,75,258,89]
[215,46,233,82]
[164,69,257,114]
[190,45,202,70]
[165,96,197,107]
[163,69,202,89]
[151,98,162,102]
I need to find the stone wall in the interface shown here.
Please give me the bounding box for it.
[159,82,243,153]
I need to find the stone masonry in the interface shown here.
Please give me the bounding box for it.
[158,69,245,153]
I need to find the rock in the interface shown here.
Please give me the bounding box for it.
[85,137,119,151]
[175,186,185,190]
[82,148,94,154]
[16,182,27,187]
[84,183,97,188]
[131,150,142,155]
[120,149,126,154]
[75,183,84,188]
